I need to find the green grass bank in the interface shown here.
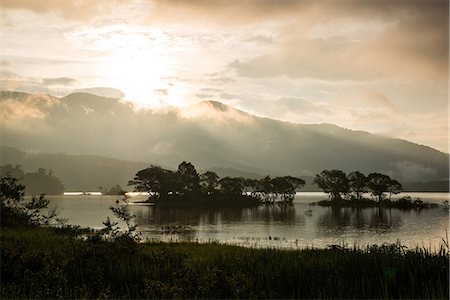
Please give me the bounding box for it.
[1,226,448,299]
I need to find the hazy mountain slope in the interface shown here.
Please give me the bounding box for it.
[0,145,151,190]
[0,91,448,182]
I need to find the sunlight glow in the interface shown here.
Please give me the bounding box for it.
[96,27,183,109]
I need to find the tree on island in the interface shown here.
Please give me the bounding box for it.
[271,176,305,202]
[128,162,305,206]
[127,166,176,199]
[314,170,350,201]
[348,171,368,201]
[218,177,244,195]
[242,178,260,197]
[367,173,403,203]
[200,171,219,194]
[177,161,201,194]
[387,179,402,200]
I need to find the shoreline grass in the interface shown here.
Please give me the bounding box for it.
[1,226,448,299]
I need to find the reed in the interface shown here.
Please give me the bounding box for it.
[1,227,448,299]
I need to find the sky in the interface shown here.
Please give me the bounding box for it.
[1,0,448,152]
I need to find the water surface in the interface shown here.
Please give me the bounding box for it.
[48,192,449,250]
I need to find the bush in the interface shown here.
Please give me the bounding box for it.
[0,175,55,227]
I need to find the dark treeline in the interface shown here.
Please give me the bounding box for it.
[128,163,412,207]
[128,161,305,205]
[0,164,64,195]
[314,170,403,202]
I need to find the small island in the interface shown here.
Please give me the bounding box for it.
[127,161,305,208]
[127,163,440,210]
[313,170,438,209]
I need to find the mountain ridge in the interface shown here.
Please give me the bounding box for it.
[0,91,448,183]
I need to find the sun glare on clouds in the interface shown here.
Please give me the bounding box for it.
[71,25,185,109]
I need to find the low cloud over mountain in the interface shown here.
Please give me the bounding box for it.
[1,91,448,182]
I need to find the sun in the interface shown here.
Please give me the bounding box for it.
[106,54,165,108]
[99,27,181,109]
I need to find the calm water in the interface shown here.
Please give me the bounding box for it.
[47,192,449,250]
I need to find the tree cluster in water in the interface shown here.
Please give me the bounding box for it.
[314,170,403,202]
[129,162,403,204]
[128,162,305,204]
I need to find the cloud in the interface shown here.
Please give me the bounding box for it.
[230,13,448,82]
[209,76,236,85]
[0,93,60,122]
[180,101,254,125]
[149,0,310,25]
[245,34,275,44]
[154,89,168,96]
[2,0,447,153]
[216,1,448,83]
[43,77,76,86]
[390,161,438,182]
[71,87,125,99]
[200,88,222,93]
[0,0,106,21]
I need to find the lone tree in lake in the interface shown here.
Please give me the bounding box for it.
[367,173,403,203]
[314,170,350,201]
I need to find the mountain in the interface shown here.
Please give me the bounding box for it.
[0,145,151,191]
[0,91,448,183]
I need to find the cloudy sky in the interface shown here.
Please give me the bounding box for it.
[1,0,448,152]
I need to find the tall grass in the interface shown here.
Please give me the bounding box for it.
[1,227,448,299]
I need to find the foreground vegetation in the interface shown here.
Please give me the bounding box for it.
[1,226,448,299]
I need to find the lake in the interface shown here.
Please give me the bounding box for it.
[47,192,449,250]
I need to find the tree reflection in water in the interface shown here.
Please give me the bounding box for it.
[317,207,402,234]
[133,204,301,226]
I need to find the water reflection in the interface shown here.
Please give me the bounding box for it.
[133,203,301,226]
[48,192,449,249]
[316,207,402,234]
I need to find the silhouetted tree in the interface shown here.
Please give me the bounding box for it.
[218,177,244,195]
[367,173,402,203]
[177,161,200,193]
[1,165,64,195]
[22,168,64,195]
[1,175,54,227]
[314,170,350,201]
[271,176,305,202]
[387,179,403,200]
[128,166,176,199]
[348,171,368,201]
[257,176,276,203]
[242,178,259,197]
[200,171,219,194]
